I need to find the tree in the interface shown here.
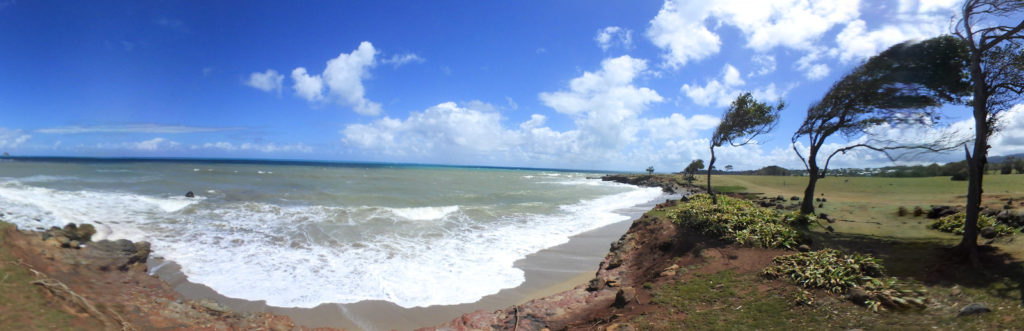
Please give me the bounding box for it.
[1015,157,1024,174]
[793,35,971,214]
[725,165,734,172]
[646,166,655,175]
[708,92,782,204]
[953,0,1024,261]
[684,159,704,184]
[1000,159,1014,174]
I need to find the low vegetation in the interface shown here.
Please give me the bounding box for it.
[763,249,927,311]
[929,212,1015,237]
[667,194,804,250]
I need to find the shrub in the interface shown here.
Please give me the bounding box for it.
[929,212,1015,237]
[912,206,924,217]
[763,249,927,311]
[667,194,803,250]
[897,206,908,216]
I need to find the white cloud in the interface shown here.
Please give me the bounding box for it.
[750,54,776,77]
[131,137,180,151]
[681,64,784,107]
[382,53,425,68]
[291,67,324,102]
[246,69,284,93]
[832,0,957,63]
[196,141,314,153]
[646,1,720,68]
[595,26,633,51]
[288,41,382,115]
[795,49,831,80]
[646,0,858,69]
[539,56,664,149]
[36,124,238,134]
[988,105,1024,156]
[0,128,30,148]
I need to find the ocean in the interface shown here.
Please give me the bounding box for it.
[0,158,665,309]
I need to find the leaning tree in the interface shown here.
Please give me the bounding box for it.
[953,0,1024,261]
[708,92,782,204]
[793,35,972,215]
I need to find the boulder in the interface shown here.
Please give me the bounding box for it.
[613,287,637,308]
[790,196,800,201]
[797,244,811,252]
[185,191,195,198]
[605,323,637,331]
[980,226,998,239]
[846,288,870,305]
[85,239,152,271]
[62,223,96,242]
[957,302,991,317]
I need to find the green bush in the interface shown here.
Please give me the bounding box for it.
[763,249,927,311]
[667,194,803,249]
[929,212,1015,237]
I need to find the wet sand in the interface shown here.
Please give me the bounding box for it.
[149,194,676,331]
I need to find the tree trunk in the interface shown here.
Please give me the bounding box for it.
[800,146,820,215]
[708,146,717,204]
[959,51,988,264]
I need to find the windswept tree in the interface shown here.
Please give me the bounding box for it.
[725,165,734,172]
[646,166,655,175]
[953,0,1024,261]
[684,159,704,184]
[793,35,971,214]
[708,92,782,204]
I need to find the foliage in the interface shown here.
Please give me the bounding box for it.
[684,159,704,184]
[763,249,928,311]
[708,92,782,202]
[667,194,803,249]
[792,35,971,214]
[929,212,1015,236]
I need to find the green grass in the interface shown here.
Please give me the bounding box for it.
[643,270,822,330]
[712,185,747,193]
[0,222,91,330]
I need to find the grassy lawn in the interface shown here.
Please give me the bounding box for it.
[636,174,1024,330]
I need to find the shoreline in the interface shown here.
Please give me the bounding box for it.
[148,192,679,330]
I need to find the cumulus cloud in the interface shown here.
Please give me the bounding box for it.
[750,55,777,77]
[340,56,731,170]
[832,1,958,63]
[986,105,1024,156]
[246,69,284,93]
[646,0,858,69]
[287,42,382,115]
[681,64,783,107]
[291,67,325,102]
[382,53,425,68]
[646,1,720,68]
[595,26,633,51]
[0,128,30,148]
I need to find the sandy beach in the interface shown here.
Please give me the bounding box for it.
[150,194,675,330]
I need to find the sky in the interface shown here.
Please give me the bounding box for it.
[1,0,1022,172]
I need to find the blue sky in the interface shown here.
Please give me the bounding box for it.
[1,0,1022,171]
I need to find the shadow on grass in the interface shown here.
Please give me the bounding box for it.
[806,230,1024,306]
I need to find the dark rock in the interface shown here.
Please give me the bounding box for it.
[821,198,827,202]
[846,288,870,305]
[980,226,998,239]
[818,213,829,220]
[613,287,636,308]
[86,239,151,271]
[790,196,800,201]
[185,191,195,198]
[818,203,824,208]
[69,240,81,249]
[797,244,811,252]
[826,226,834,233]
[958,302,991,317]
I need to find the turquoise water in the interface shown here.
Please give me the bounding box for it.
[0,158,664,308]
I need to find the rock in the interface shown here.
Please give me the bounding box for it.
[44,236,63,248]
[196,299,232,315]
[797,244,811,252]
[821,198,827,202]
[606,279,621,287]
[605,323,636,331]
[659,270,676,277]
[818,203,824,208]
[846,288,870,305]
[185,191,195,198]
[818,213,829,220]
[613,287,637,308]
[958,302,991,317]
[86,239,150,271]
[950,286,962,296]
[1005,204,1014,210]
[69,240,81,249]
[776,195,785,201]
[790,196,800,201]
[56,235,71,248]
[62,223,96,242]
[980,226,998,239]
[588,277,605,291]
[826,226,834,233]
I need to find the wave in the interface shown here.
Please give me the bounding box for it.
[0,178,664,309]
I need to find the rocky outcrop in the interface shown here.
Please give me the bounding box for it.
[3,222,310,331]
[600,174,693,194]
